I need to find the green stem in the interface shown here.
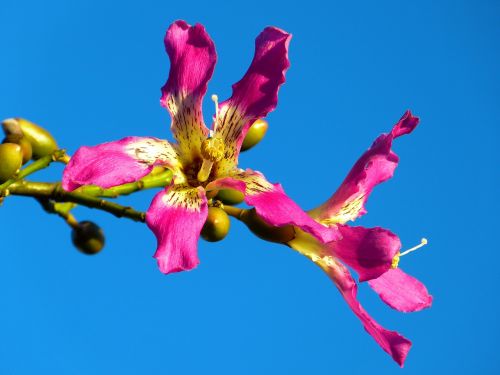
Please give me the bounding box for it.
[77,168,173,198]
[36,198,79,228]
[223,205,246,220]
[8,181,145,222]
[0,149,68,194]
[222,205,295,244]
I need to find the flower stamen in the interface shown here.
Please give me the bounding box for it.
[400,238,428,257]
[391,238,428,269]
[211,94,219,133]
[197,136,225,182]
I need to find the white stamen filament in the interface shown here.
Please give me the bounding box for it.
[211,94,219,132]
[400,238,428,257]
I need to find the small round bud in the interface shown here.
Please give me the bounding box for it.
[240,208,295,244]
[216,188,245,205]
[3,135,32,164]
[241,119,268,151]
[5,118,58,159]
[0,143,23,183]
[71,221,105,255]
[201,207,230,242]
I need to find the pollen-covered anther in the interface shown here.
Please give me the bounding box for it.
[391,253,400,269]
[197,137,225,182]
[201,137,225,162]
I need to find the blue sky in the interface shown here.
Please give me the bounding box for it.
[0,0,498,374]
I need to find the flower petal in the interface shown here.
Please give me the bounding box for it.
[331,225,401,282]
[62,137,181,191]
[161,20,216,164]
[213,27,291,176]
[289,236,411,366]
[309,111,419,225]
[368,268,433,312]
[146,184,208,274]
[207,169,340,243]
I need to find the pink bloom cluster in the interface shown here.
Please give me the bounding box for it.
[62,20,431,366]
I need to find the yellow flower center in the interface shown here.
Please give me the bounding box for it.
[200,137,225,162]
[197,136,225,183]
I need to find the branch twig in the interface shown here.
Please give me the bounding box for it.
[9,181,146,222]
[0,149,68,194]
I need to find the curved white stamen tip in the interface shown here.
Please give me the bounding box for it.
[211,94,219,132]
[400,238,429,257]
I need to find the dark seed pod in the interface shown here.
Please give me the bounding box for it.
[241,119,268,151]
[239,208,295,244]
[0,143,23,183]
[216,188,245,205]
[201,207,231,242]
[71,221,105,255]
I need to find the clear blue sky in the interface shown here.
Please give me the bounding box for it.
[0,0,498,373]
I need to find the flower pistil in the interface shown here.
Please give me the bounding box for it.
[391,238,428,269]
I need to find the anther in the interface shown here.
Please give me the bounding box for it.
[197,137,225,183]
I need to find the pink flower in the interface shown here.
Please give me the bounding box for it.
[62,20,430,366]
[287,111,432,366]
[62,20,339,274]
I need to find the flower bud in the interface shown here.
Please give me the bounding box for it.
[216,188,245,205]
[3,135,32,164]
[4,118,58,159]
[201,207,230,242]
[241,119,268,151]
[71,221,105,255]
[0,143,23,183]
[239,208,295,244]
[2,118,23,137]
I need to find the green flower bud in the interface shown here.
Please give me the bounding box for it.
[239,208,295,244]
[241,119,268,151]
[201,207,230,242]
[3,135,33,164]
[4,118,58,159]
[0,143,23,183]
[216,188,245,205]
[71,221,105,255]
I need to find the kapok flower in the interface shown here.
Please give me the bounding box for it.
[62,20,339,274]
[286,111,432,366]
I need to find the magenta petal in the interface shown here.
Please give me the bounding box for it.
[208,170,339,243]
[330,225,401,282]
[288,236,411,366]
[214,27,291,175]
[161,20,216,99]
[222,27,291,121]
[310,111,420,224]
[62,136,181,191]
[326,259,411,367]
[368,268,433,312]
[146,185,208,274]
[161,20,216,162]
